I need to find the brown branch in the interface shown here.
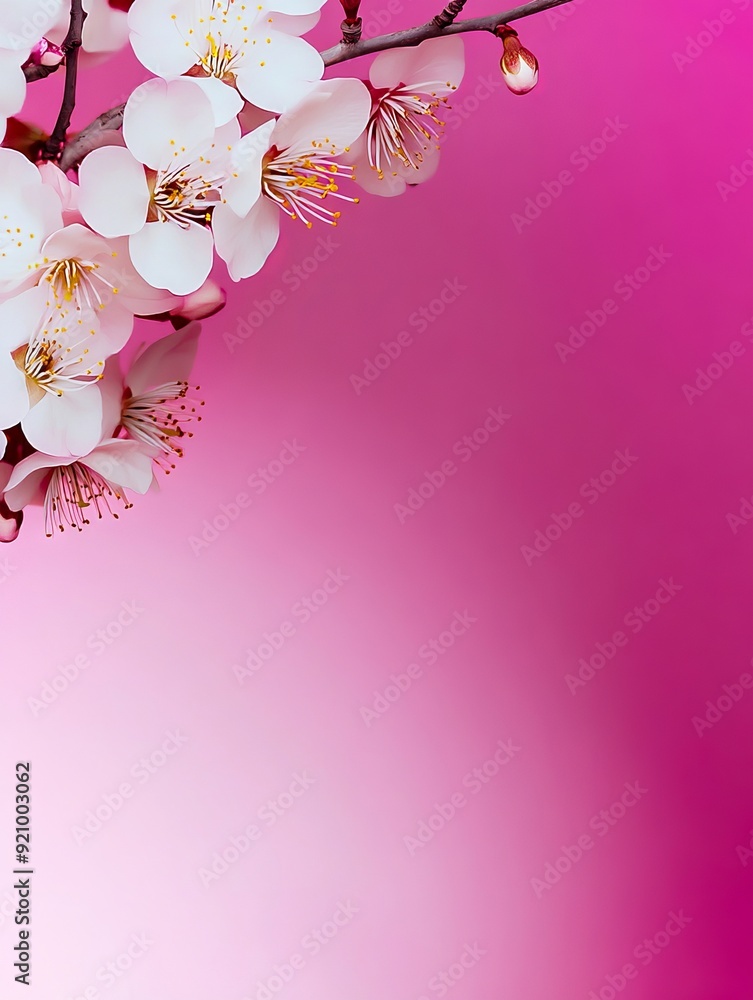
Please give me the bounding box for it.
[433,0,471,28]
[57,0,571,171]
[322,0,571,65]
[41,0,87,161]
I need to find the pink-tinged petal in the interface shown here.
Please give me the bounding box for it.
[267,10,321,35]
[128,0,198,77]
[264,0,325,15]
[0,285,48,352]
[188,76,244,128]
[123,77,215,170]
[86,438,156,493]
[95,300,135,355]
[369,35,465,92]
[0,51,26,118]
[81,0,129,54]
[22,386,104,458]
[213,199,280,281]
[4,453,75,512]
[99,358,125,439]
[273,78,370,154]
[39,222,110,263]
[127,322,201,396]
[107,237,181,315]
[129,222,214,295]
[224,120,275,217]
[78,146,149,237]
[236,32,323,113]
[0,354,30,429]
[37,162,80,218]
[354,138,442,197]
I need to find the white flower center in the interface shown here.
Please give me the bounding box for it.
[40,256,120,312]
[122,382,204,471]
[44,464,131,537]
[149,165,225,228]
[263,145,358,228]
[12,306,102,400]
[367,84,451,175]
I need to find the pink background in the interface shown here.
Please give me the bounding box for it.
[3,0,753,996]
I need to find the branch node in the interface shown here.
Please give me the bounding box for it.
[433,0,469,28]
[341,17,363,44]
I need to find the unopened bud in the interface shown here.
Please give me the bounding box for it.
[0,500,22,543]
[339,0,361,22]
[496,25,539,95]
[28,37,65,68]
[171,278,226,323]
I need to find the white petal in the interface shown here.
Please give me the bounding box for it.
[0,51,26,118]
[0,354,30,429]
[369,35,465,93]
[78,146,149,237]
[266,10,321,35]
[4,452,75,511]
[22,386,104,458]
[235,32,323,113]
[224,120,275,217]
[272,78,370,155]
[213,199,279,281]
[127,323,201,396]
[128,0,198,77]
[86,438,156,493]
[0,285,48,351]
[129,222,214,295]
[263,0,325,15]
[123,77,215,171]
[189,76,244,128]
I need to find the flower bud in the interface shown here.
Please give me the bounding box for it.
[496,25,539,95]
[171,278,226,323]
[0,500,22,544]
[28,37,65,68]
[339,0,361,22]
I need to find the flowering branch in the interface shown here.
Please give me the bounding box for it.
[433,0,471,28]
[41,0,87,161]
[322,0,571,65]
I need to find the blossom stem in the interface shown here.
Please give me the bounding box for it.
[433,0,471,29]
[41,0,87,161]
[58,0,570,171]
[322,0,571,65]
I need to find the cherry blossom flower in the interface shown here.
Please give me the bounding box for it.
[0,149,63,296]
[0,284,109,457]
[128,0,326,114]
[214,77,371,279]
[78,77,237,295]
[3,438,157,536]
[345,36,465,198]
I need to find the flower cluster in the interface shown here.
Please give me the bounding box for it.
[0,0,543,540]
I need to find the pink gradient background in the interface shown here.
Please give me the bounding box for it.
[2,0,753,997]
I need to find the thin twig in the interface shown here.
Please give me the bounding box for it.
[58,0,571,171]
[41,0,87,161]
[433,0,470,29]
[322,0,571,65]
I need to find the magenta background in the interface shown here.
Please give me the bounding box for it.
[2,0,753,997]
